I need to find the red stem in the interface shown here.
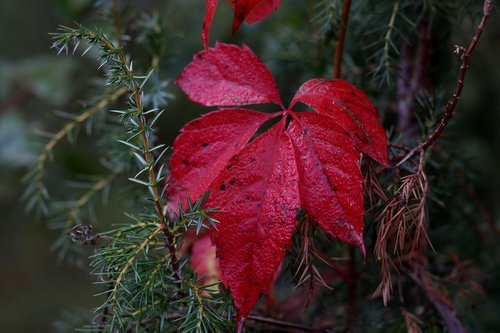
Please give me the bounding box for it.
[333,0,353,79]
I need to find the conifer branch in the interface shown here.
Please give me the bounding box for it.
[119,47,183,286]
[49,169,124,259]
[65,171,121,228]
[333,0,352,78]
[25,87,127,216]
[52,24,183,282]
[397,0,493,166]
[313,0,341,41]
[110,226,164,306]
[382,0,400,81]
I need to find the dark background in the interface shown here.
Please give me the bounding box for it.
[0,0,499,332]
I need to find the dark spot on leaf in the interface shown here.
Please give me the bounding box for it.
[182,160,190,166]
[202,143,209,148]
[226,164,232,170]
[220,183,226,191]
[229,180,235,185]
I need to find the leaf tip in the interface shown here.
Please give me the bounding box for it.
[377,151,391,168]
[236,316,246,333]
[359,240,366,258]
[232,16,244,35]
[353,230,366,257]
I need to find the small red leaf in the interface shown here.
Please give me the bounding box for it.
[291,79,389,166]
[288,112,365,250]
[202,0,280,48]
[228,0,282,33]
[205,121,300,322]
[191,234,221,287]
[166,109,271,210]
[176,43,283,107]
[202,0,219,49]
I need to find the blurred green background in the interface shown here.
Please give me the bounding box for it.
[1,0,499,332]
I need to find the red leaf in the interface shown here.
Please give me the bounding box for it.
[288,112,365,251]
[202,0,218,49]
[190,234,221,287]
[166,109,271,211]
[176,43,283,107]
[202,0,281,47]
[170,43,388,325]
[228,0,282,33]
[291,79,389,166]
[205,120,300,322]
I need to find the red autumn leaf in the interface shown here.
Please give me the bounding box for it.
[291,79,389,166]
[166,109,271,211]
[202,0,218,49]
[228,0,282,33]
[204,121,300,323]
[190,233,222,288]
[287,112,365,251]
[176,43,282,107]
[169,43,388,326]
[202,0,282,48]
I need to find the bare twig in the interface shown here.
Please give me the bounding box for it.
[247,314,335,332]
[397,0,493,166]
[333,0,352,79]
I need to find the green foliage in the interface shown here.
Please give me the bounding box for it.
[23,2,230,331]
